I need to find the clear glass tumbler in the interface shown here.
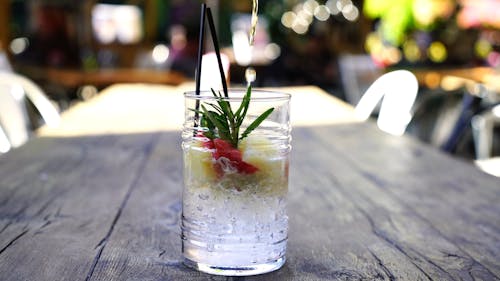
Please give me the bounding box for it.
[181,89,291,276]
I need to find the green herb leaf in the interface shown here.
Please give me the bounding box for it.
[201,105,231,140]
[240,107,274,140]
[200,116,216,139]
[235,86,251,123]
[212,89,234,121]
[205,102,224,115]
[193,86,274,148]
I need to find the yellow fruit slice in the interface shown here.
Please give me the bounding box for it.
[240,136,287,195]
[185,141,216,182]
[240,136,279,171]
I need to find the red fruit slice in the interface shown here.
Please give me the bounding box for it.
[211,138,258,176]
[196,133,215,149]
[236,161,259,174]
[213,139,242,162]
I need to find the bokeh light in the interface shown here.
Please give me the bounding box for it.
[343,5,359,21]
[425,72,441,89]
[314,5,331,21]
[281,11,296,28]
[152,44,169,64]
[487,51,500,67]
[336,0,352,12]
[297,9,314,25]
[303,0,319,15]
[326,0,340,15]
[403,39,421,62]
[428,41,447,63]
[364,32,381,53]
[384,46,402,65]
[264,43,281,60]
[292,20,309,34]
[280,0,360,34]
[10,37,29,55]
[474,38,492,59]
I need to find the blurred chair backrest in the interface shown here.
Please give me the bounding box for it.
[407,88,466,147]
[407,81,489,159]
[0,50,13,72]
[339,54,382,105]
[0,72,60,153]
[355,70,419,136]
[0,83,30,149]
[472,104,500,160]
[0,72,60,127]
[0,125,11,153]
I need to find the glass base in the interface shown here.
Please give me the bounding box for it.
[183,256,285,276]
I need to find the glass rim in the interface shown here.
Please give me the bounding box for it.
[184,88,291,101]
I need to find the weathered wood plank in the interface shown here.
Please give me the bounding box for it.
[307,123,500,279]
[89,127,477,280]
[86,132,187,280]
[0,134,158,281]
[1,123,499,280]
[286,127,449,280]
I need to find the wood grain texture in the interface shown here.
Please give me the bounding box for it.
[87,132,188,280]
[1,123,499,280]
[0,134,159,281]
[297,124,500,280]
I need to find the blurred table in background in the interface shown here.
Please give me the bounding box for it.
[18,66,187,89]
[412,66,500,93]
[38,83,360,137]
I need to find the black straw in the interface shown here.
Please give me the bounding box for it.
[206,7,228,98]
[193,3,206,129]
[195,3,207,96]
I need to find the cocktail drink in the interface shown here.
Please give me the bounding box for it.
[182,88,291,276]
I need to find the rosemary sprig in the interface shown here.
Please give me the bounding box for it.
[192,86,274,148]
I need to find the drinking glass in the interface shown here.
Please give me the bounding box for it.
[181,89,291,276]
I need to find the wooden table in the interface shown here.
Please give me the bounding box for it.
[18,66,188,89]
[37,82,359,136]
[1,84,499,280]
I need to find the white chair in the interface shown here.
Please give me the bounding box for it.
[0,120,13,153]
[0,83,30,149]
[0,72,60,153]
[473,108,500,176]
[355,70,419,136]
[0,51,13,72]
[472,104,500,159]
[0,72,60,127]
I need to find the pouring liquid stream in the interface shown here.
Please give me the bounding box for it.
[248,0,258,46]
[246,0,258,86]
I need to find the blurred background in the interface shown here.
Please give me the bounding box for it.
[0,0,499,160]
